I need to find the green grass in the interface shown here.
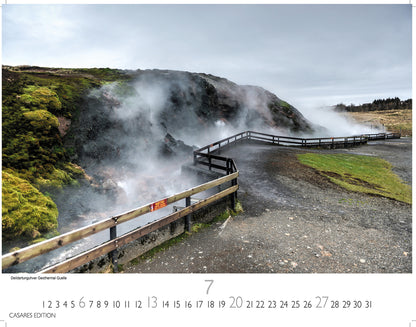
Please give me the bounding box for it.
[297,153,411,204]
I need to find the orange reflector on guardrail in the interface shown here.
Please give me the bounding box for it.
[150,199,168,212]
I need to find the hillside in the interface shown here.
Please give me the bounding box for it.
[342,109,412,136]
[2,65,314,246]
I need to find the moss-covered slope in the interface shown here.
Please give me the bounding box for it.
[2,170,58,240]
[2,65,129,242]
[2,65,314,244]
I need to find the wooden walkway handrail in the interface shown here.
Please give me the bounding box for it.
[194,131,399,155]
[2,171,238,270]
[40,185,239,273]
[3,129,400,273]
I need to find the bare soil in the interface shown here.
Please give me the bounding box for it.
[124,138,412,273]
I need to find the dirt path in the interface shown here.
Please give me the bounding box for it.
[124,138,412,273]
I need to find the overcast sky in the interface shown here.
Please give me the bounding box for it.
[2,4,412,110]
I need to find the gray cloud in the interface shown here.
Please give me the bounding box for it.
[2,4,411,108]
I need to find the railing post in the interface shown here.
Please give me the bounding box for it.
[110,222,118,273]
[227,159,237,210]
[208,146,212,170]
[185,197,191,232]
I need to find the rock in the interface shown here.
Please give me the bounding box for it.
[70,69,315,170]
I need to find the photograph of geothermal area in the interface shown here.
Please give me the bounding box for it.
[2,4,411,274]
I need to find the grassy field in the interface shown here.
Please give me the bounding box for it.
[297,153,412,204]
[342,109,412,136]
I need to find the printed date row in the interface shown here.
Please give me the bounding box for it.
[42,297,373,310]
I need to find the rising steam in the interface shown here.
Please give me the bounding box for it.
[67,71,381,223]
[8,71,383,273]
[299,105,384,137]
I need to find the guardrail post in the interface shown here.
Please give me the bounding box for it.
[185,197,191,232]
[226,159,237,210]
[110,224,118,273]
[208,146,212,170]
[231,176,237,210]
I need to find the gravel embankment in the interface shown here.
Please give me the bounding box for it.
[125,138,412,273]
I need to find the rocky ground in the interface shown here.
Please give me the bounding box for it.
[124,138,412,273]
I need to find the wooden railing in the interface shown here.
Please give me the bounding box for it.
[193,131,401,169]
[2,171,238,273]
[2,129,399,273]
[366,132,401,140]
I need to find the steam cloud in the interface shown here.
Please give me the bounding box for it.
[300,105,384,137]
[11,72,383,273]
[62,71,383,228]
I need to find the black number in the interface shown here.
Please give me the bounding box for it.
[292,300,300,309]
[304,301,312,308]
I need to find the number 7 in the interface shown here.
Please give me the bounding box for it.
[205,280,214,295]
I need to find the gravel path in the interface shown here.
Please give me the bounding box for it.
[125,138,412,273]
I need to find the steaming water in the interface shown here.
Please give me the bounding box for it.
[3,74,382,273]
[300,105,384,136]
[4,177,199,273]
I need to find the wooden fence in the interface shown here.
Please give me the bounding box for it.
[2,171,238,273]
[193,130,400,172]
[2,129,399,273]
